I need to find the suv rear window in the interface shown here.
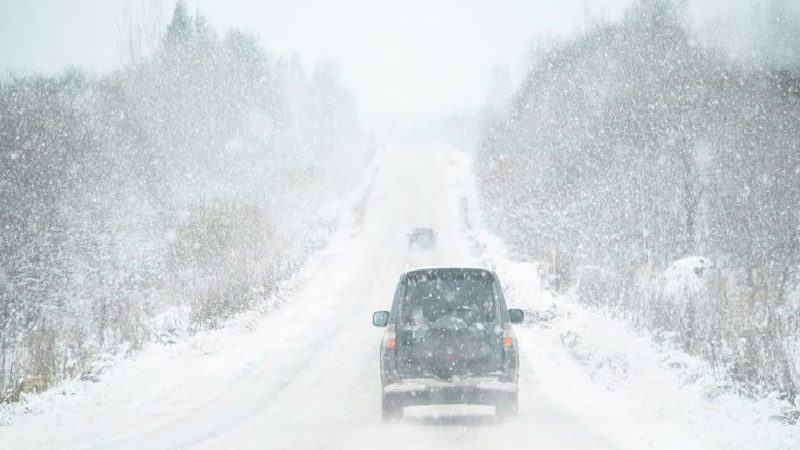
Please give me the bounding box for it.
[401,270,496,326]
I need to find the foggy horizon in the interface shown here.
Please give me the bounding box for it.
[3,0,789,129]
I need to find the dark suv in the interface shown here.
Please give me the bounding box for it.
[372,267,524,420]
[407,227,437,250]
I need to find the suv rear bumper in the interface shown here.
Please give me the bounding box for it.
[383,377,517,406]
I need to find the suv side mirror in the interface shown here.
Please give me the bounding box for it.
[508,309,524,324]
[373,310,390,327]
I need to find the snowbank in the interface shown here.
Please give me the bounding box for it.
[662,256,713,304]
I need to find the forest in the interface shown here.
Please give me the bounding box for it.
[478,0,800,400]
[0,2,367,401]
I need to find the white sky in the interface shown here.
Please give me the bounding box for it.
[0,0,756,129]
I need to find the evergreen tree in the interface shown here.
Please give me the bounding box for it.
[165,1,192,49]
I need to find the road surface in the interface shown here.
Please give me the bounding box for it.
[0,144,615,449]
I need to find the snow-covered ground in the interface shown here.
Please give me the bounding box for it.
[1,144,797,449]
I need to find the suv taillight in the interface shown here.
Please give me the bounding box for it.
[384,325,396,350]
[502,324,515,348]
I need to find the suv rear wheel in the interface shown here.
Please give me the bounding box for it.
[381,393,402,421]
[495,394,518,418]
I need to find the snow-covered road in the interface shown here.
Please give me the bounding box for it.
[0,144,616,449]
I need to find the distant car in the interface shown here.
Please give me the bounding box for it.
[407,227,437,250]
[372,267,524,420]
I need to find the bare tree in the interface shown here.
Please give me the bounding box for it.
[116,1,165,66]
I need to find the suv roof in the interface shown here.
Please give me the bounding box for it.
[403,266,494,275]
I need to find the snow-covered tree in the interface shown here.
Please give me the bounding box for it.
[477,0,800,399]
